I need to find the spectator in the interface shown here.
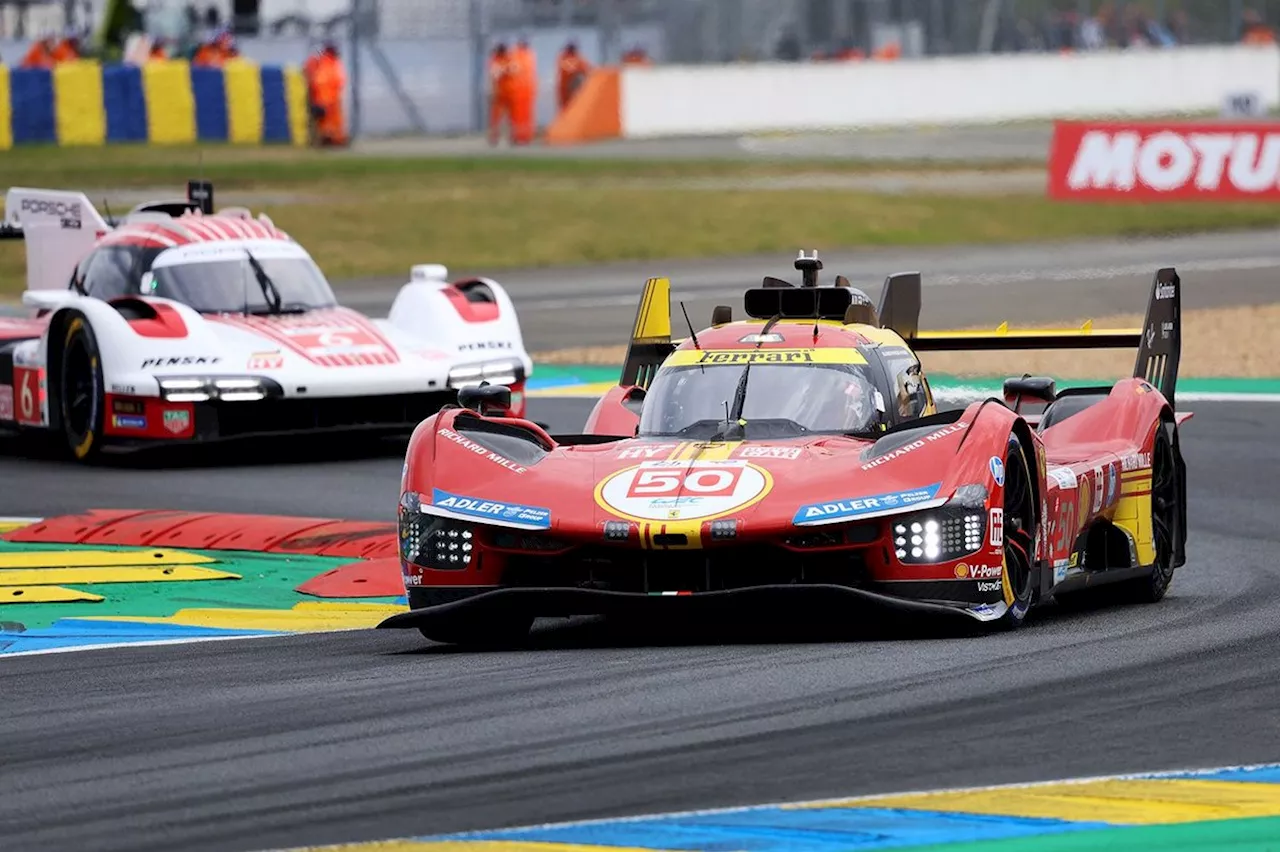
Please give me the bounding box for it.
[511,37,537,144]
[556,41,591,113]
[487,43,518,146]
[1241,8,1276,44]
[20,35,57,68]
[1080,3,1113,49]
[305,40,347,146]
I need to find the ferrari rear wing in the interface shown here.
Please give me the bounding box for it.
[877,267,1182,409]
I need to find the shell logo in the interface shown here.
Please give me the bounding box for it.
[595,460,773,522]
[954,563,969,579]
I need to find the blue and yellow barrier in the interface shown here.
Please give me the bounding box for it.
[0,58,309,149]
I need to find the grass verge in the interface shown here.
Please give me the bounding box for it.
[3,144,1280,296]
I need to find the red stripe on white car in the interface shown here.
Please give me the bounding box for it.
[209,307,401,368]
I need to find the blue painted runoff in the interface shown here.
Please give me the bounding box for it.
[447,806,1112,852]
[1173,764,1280,785]
[0,618,279,654]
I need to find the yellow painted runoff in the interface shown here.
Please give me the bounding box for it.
[814,778,1280,825]
[0,549,214,569]
[283,65,310,147]
[0,585,105,604]
[81,601,406,632]
[0,566,240,586]
[0,65,12,151]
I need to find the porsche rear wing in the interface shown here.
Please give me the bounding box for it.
[877,267,1182,410]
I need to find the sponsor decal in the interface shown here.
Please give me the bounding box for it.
[458,340,514,352]
[438,427,528,473]
[1048,122,1280,201]
[20,197,81,229]
[793,482,942,525]
[1156,282,1177,301]
[989,508,1004,547]
[969,564,1004,580]
[695,349,815,365]
[109,383,136,395]
[1052,558,1071,585]
[954,563,969,579]
[617,443,679,460]
[142,355,221,369]
[736,445,802,461]
[430,488,551,528]
[112,414,147,430]
[977,580,1003,593]
[1049,466,1078,489]
[738,333,784,344]
[1161,320,1175,339]
[1121,452,1152,472]
[1146,325,1156,349]
[163,409,191,435]
[599,460,772,522]
[860,421,968,470]
[0,384,11,421]
[247,351,284,370]
[402,573,423,587]
[989,456,1005,487]
[1106,463,1118,506]
[13,366,43,427]
[1092,466,1104,512]
[112,399,144,415]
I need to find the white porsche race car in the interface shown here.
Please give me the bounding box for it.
[0,180,532,461]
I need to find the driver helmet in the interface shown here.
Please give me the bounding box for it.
[775,368,876,431]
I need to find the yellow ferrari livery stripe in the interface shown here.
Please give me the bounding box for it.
[664,348,866,367]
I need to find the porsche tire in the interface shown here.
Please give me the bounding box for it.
[987,434,1037,632]
[58,314,105,463]
[417,617,534,648]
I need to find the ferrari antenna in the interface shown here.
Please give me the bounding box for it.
[679,301,700,350]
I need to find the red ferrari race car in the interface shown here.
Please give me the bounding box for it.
[381,251,1190,645]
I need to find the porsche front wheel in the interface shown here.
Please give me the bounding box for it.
[58,314,105,462]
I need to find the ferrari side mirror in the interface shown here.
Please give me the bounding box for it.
[458,382,511,416]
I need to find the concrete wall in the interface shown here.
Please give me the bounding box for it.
[618,45,1280,138]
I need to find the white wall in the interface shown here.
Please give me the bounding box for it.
[620,45,1280,139]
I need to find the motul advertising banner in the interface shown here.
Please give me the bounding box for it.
[1048,121,1280,200]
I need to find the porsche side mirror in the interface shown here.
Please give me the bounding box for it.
[458,382,511,416]
[139,271,157,294]
[1003,376,1056,407]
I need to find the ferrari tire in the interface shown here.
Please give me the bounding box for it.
[1115,419,1180,604]
[58,313,105,463]
[417,617,534,648]
[987,434,1037,632]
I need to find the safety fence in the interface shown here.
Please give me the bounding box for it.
[0,58,308,149]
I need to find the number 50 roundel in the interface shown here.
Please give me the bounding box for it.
[595,460,773,522]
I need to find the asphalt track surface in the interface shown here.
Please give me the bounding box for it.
[4,392,1280,852]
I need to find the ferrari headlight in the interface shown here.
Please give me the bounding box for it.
[399,493,475,570]
[893,505,986,564]
[448,360,523,389]
[157,376,274,402]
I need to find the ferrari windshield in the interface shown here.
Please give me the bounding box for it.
[147,242,337,314]
[638,361,884,439]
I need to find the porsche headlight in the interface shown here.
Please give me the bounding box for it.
[157,376,276,402]
[448,360,523,389]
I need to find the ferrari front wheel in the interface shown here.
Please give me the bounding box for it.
[58,314,105,463]
[988,434,1036,631]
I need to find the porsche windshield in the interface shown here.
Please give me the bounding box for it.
[148,253,338,314]
[638,361,883,439]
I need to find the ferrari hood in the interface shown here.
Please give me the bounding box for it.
[417,415,982,537]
